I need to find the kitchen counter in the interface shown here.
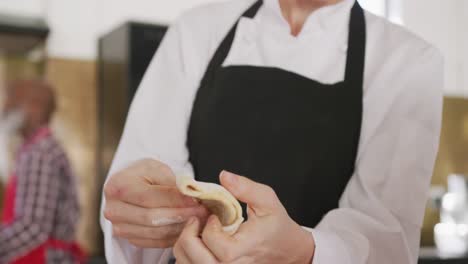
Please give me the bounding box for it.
[418,247,468,264]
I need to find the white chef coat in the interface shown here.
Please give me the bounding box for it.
[100,0,444,263]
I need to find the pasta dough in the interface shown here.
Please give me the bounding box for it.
[176,175,244,234]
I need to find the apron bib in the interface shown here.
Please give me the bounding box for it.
[1,128,85,264]
[187,0,365,226]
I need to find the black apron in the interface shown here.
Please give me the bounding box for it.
[187,0,365,227]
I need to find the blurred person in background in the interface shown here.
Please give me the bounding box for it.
[0,80,84,263]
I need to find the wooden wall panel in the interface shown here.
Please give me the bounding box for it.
[45,58,99,255]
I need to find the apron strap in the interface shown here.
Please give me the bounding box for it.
[243,0,263,18]
[344,1,366,89]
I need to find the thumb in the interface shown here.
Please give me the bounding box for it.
[219,170,279,216]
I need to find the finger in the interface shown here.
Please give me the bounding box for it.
[179,217,218,264]
[220,170,279,215]
[104,200,208,227]
[128,158,178,186]
[173,240,191,264]
[174,252,190,264]
[127,237,177,248]
[104,158,199,208]
[202,215,241,262]
[113,222,184,240]
[105,182,198,208]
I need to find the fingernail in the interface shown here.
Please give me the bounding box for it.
[221,170,237,185]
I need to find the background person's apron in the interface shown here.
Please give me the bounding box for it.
[1,128,85,264]
[187,0,366,227]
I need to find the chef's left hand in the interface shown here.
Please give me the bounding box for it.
[173,171,315,264]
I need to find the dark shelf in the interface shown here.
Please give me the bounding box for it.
[0,13,48,37]
[0,13,49,53]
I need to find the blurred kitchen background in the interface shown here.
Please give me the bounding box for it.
[0,0,467,263]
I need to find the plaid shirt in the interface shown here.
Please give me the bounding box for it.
[0,130,80,263]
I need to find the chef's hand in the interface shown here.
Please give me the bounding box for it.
[173,171,315,264]
[103,159,209,248]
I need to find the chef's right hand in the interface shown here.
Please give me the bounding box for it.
[103,159,209,248]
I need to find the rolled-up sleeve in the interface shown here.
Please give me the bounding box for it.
[308,47,444,264]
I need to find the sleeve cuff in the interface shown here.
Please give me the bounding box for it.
[303,227,352,264]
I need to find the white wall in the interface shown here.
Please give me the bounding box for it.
[0,0,45,17]
[98,0,225,36]
[46,0,100,59]
[461,1,468,96]
[61,0,226,59]
[0,0,225,60]
[400,0,468,96]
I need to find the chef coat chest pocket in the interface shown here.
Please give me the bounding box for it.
[187,0,365,227]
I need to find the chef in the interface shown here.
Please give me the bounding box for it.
[101,0,443,263]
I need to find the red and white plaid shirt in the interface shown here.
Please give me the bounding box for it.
[0,128,80,263]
